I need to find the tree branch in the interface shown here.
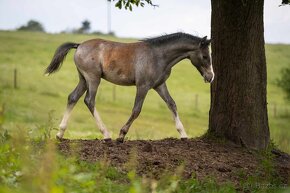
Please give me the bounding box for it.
[280,0,290,6]
[112,0,158,11]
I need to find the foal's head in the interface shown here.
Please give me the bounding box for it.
[189,36,214,83]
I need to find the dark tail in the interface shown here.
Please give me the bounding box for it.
[45,42,79,75]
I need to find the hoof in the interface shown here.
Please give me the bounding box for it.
[116,138,124,143]
[56,135,63,141]
[104,138,112,142]
[181,137,188,141]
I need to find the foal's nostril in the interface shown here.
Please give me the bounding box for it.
[204,73,214,83]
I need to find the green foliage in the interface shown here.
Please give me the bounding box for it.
[281,0,290,5]
[0,121,128,192]
[176,177,236,193]
[74,20,91,34]
[114,0,157,11]
[235,142,288,193]
[277,67,290,102]
[0,129,22,189]
[28,110,58,142]
[17,20,45,32]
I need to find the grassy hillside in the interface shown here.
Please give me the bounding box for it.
[0,31,289,152]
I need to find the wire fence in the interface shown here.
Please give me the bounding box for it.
[6,67,290,118]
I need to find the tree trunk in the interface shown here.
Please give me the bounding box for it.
[209,0,270,149]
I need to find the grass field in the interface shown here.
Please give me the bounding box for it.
[0,30,289,152]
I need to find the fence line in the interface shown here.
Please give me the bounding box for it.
[268,103,290,118]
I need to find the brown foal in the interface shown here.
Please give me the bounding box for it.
[45,32,214,142]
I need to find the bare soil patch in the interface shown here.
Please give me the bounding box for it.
[58,137,290,188]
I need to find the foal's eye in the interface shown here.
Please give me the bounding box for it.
[203,56,208,60]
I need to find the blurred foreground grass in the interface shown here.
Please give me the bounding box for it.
[0,119,288,193]
[0,30,289,152]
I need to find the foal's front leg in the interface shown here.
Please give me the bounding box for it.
[117,86,149,142]
[155,83,188,139]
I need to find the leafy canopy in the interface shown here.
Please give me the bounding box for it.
[112,0,157,11]
[112,0,289,11]
[17,20,45,32]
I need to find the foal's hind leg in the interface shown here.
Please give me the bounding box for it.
[117,86,149,142]
[83,76,110,139]
[56,73,86,139]
[154,83,188,139]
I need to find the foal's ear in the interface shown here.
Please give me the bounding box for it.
[199,36,211,48]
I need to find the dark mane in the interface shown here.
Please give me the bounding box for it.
[142,32,201,46]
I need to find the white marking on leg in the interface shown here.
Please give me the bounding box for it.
[93,108,111,139]
[174,115,188,138]
[56,106,73,139]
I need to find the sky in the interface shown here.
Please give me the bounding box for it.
[0,0,289,43]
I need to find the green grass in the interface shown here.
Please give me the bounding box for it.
[0,31,290,153]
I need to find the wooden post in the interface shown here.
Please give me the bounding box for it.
[0,103,5,125]
[14,68,17,89]
[273,103,277,118]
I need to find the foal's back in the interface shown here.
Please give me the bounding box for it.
[74,39,149,86]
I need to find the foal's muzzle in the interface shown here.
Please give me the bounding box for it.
[196,65,215,83]
[203,73,214,83]
[201,66,215,83]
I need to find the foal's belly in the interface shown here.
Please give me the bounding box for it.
[101,61,136,86]
[102,73,135,86]
[99,41,143,86]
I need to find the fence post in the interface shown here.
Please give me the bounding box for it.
[14,68,17,89]
[273,103,277,118]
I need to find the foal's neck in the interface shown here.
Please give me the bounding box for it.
[162,41,198,69]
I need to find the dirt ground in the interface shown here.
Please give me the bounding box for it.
[58,137,290,188]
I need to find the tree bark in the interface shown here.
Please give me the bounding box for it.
[209,0,270,149]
